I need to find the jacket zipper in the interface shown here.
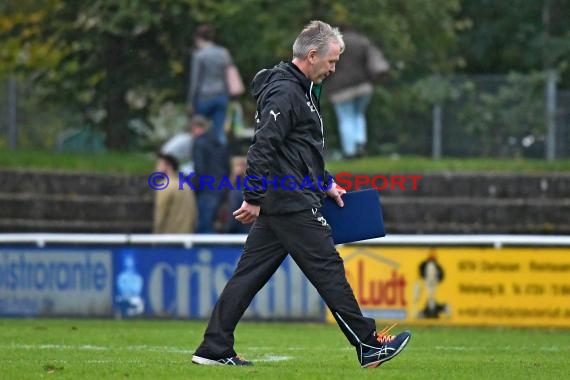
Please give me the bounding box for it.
[309,82,324,148]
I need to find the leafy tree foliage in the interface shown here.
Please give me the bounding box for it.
[1,0,568,153]
[458,0,570,83]
[1,0,461,149]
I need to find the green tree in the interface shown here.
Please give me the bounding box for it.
[458,0,570,85]
[2,0,199,149]
[1,0,462,150]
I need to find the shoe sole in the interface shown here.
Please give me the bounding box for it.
[362,335,411,369]
[192,355,253,366]
[192,355,223,365]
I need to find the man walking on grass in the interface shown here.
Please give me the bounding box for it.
[192,20,411,368]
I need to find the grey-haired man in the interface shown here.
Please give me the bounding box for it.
[192,20,411,368]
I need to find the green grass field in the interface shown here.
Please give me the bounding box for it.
[2,149,570,175]
[0,319,568,379]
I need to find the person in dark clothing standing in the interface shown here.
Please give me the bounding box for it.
[188,24,235,145]
[225,156,251,234]
[325,25,389,158]
[192,20,410,368]
[191,116,230,233]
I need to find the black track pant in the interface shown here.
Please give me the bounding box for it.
[194,209,376,359]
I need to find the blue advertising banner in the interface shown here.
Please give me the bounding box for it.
[0,246,324,320]
[113,246,324,320]
[0,249,112,316]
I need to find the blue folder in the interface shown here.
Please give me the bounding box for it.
[320,188,386,244]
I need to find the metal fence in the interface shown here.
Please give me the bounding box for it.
[556,90,570,158]
[0,77,83,151]
[2,72,569,159]
[432,72,568,160]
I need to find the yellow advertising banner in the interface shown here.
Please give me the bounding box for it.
[330,246,570,327]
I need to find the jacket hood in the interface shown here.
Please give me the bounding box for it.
[251,61,311,100]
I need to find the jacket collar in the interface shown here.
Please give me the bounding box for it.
[285,61,312,93]
[285,61,322,105]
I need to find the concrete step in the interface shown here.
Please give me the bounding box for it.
[383,221,570,234]
[0,218,151,233]
[0,169,153,197]
[382,197,570,234]
[0,193,152,222]
[350,172,570,198]
[1,191,568,234]
[1,169,568,234]
[2,170,570,199]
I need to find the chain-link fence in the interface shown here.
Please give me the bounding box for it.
[436,73,568,159]
[0,79,15,149]
[0,77,88,152]
[357,72,570,160]
[2,72,569,159]
[557,90,570,158]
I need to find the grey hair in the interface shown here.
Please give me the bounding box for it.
[292,20,344,59]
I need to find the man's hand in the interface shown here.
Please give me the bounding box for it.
[326,184,346,207]
[233,201,261,224]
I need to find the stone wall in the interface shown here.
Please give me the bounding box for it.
[0,170,153,233]
[0,169,568,234]
[378,173,570,233]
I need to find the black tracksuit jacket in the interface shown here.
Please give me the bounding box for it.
[244,61,332,214]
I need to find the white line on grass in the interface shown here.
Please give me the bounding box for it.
[256,355,292,362]
[433,345,563,352]
[5,343,562,356]
[85,359,145,364]
[3,344,107,351]
[2,343,294,363]
[2,343,193,354]
[125,345,194,354]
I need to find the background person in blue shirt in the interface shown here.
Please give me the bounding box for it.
[190,114,230,233]
[188,24,236,145]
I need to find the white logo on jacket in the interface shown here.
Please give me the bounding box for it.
[312,208,328,227]
[270,110,281,121]
[306,101,316,113]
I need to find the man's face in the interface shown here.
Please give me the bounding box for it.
[155,158,170,173]
[308,41,341,84]
[191,124,207,137]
